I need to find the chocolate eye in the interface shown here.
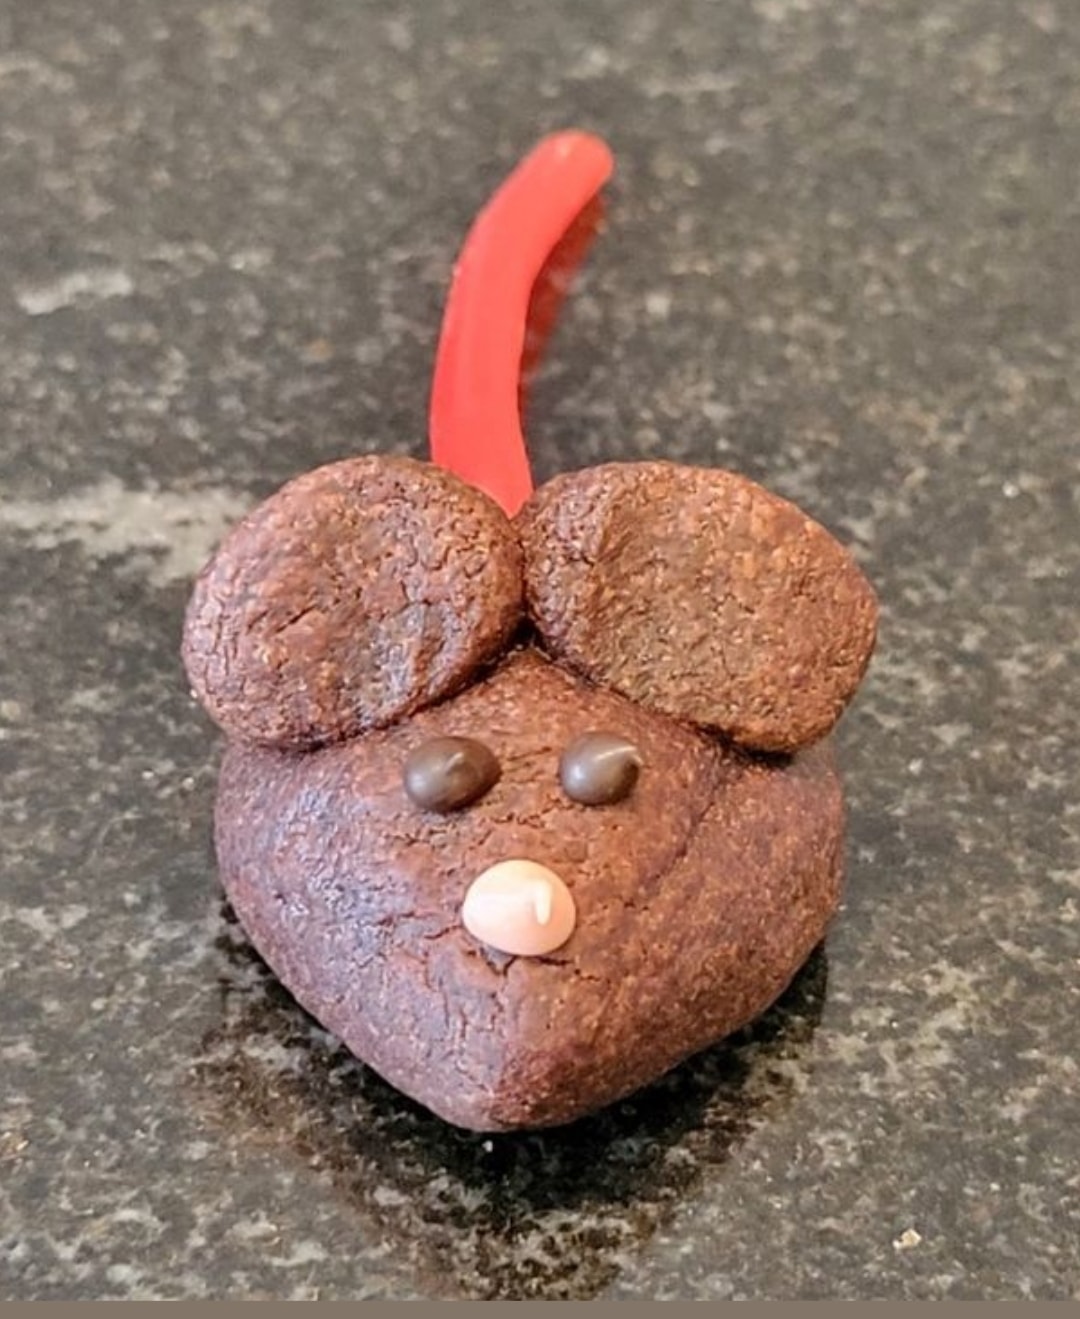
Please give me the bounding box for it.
[559,731,642,806]
[403,736,501,813]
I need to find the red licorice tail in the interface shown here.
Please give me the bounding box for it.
[428,131,615,516]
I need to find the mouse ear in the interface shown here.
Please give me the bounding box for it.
[182,456,522,749]
[518,462,877,753]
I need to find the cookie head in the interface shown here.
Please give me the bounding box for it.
[181,455,523,749]
[215,648,846,1130]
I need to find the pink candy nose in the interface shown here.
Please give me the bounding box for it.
[461,860,577,957]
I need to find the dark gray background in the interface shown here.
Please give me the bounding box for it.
[2,0,1078,1301]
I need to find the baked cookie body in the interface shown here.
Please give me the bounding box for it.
[215,650,844,1131]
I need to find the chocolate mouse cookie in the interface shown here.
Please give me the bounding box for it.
[189,453,872,1130]
[182,132,878,1131]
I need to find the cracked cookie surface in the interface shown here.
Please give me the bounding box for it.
[183,455,523,749]
[215,649,844,1130]
[519,461,878,753]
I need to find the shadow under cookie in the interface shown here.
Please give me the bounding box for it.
[192,900,829,1301]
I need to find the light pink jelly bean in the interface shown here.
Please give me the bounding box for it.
[461,860,577,957]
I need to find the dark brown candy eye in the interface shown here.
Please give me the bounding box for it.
[403,736,500,813]
[559,731,642,806]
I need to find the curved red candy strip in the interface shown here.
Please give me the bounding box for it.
[429,131,615,516]
[520,193,606,398]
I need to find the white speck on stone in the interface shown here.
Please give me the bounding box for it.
[753,0,814,20]
[105,1263,146,1289]
[227,246,273,273]
[371,1184,410,1208]
[0,478,253,586]
[66,687,118,714]
[565,44,611,79]
[15,267,134,316]
[1000,1082,1046,1124]
[701,400,734,425]
[893,1227,923,1251]
[1,1041,39,1063]
[1,903,89,940]
[230,1213,279,1241]
[1002,480,1020,499]
[932,722,971,749]
[384,15,413,51]
[840,513,877,545]
[1027,2,1060,35]
[354,338,385,367]
[269,1241,329,1268]
[645,290,673,320]
[0,53,75,91]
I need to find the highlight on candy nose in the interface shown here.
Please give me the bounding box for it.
[461,860,577,957]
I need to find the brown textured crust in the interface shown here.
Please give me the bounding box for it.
[215,648,845,1131]
[182,456,523,749]
[518,461,878,753]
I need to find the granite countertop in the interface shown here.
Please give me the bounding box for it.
[3,0,1078,1301]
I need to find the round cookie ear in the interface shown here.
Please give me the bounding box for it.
[182,455,523,749]
[517,462,878,754]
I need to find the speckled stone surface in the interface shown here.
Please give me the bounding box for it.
[2,0,1078,1301]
